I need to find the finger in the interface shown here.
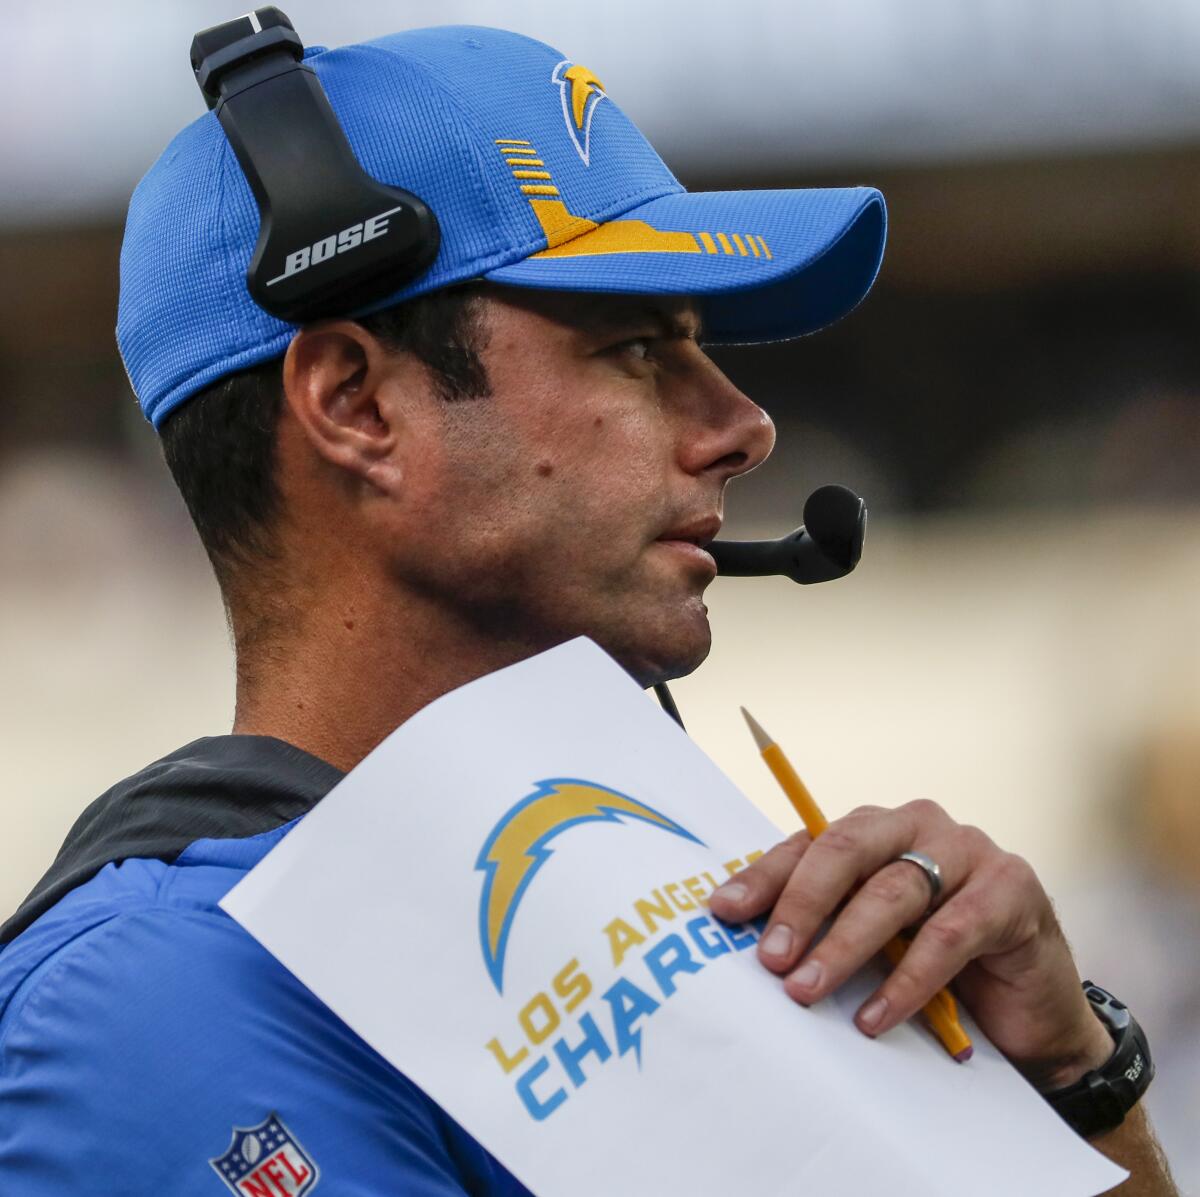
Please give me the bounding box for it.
[709,831,812,922]
[852,865,1016,1038]
[756,803,951,973]
[781,843,967,1003]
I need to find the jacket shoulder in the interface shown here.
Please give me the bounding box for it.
[0,897,527,1195]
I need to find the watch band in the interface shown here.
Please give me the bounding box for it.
[1041,981,1154,1139]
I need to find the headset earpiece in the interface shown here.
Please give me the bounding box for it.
[190,7,440,323]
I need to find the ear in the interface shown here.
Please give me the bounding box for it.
[281,321,419,496]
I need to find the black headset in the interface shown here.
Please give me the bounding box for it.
[191,6,440,323]
[190,9,868,726]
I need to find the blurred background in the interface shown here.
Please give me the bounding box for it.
[2,0,1198,1185]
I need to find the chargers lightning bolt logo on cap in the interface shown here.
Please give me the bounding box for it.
[476,779,703,991]
[551,62,607,165]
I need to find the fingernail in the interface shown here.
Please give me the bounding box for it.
[858,996,889,1031]
[760,924,793,957]
[714,882,747,905]
[789,959,823,990]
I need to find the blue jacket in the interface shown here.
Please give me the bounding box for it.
[0,736,532,1196]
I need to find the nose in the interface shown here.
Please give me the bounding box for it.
[676,352,776,484]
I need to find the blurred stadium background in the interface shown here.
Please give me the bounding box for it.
[2,0,1198,1184]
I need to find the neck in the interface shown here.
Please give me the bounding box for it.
[230,580,540,773]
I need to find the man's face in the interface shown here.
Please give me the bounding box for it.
[386,287,775,686]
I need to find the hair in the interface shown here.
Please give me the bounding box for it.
[159,285,491,599]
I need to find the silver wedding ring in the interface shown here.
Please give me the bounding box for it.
[894,850,944,917]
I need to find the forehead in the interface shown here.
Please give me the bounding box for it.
[482,286,704,339]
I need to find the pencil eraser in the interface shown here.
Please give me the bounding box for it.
[954,1046,974,1063]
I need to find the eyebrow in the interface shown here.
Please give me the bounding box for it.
[589,301,705,343]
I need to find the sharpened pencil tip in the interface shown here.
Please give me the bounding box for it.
[740,707,774,752]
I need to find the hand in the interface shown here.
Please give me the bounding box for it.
[708,800,1114,1089]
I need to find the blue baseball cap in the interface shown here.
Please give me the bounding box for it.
[117,24,886,429]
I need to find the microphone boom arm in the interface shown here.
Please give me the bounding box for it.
[708,484,867,584]
[654,485,867,729]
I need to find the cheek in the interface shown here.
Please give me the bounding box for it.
[422,378,668,571]
[528,411,662,531]
[429,420,573,562]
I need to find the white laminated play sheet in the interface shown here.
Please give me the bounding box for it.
[223,638,1125,1197]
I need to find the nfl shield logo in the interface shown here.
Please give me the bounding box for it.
[209,1113,319,1196]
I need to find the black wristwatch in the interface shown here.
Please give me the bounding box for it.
[1041,981,1154,1139]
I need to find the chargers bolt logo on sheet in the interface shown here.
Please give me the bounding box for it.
[476,778,703,991]
[476,776,771,1123]
[209,1113,319,1196]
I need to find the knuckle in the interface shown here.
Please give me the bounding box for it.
[753,832,807,873]
[718,833,818,913]
[923,912,972,955]
[901,797,947,825]
[771,885,825,925]
[811,825,860,859]
[846,803,885,819]
[985,850,1039,897]
[782,829,811,852]
[862,868,916,909]
[882,965,925,1007]
[750,832,807,874]
[1000,850,1037,887]
[991,852,1050,927]
[958,823,997,857]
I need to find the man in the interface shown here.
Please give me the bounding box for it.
[0,16,1178,1196]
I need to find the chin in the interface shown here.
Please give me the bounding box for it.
[597,611,712,689]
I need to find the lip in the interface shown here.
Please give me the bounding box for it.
[657,515,722,548]
[654,516,721,576]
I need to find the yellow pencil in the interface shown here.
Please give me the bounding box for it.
[741,707,974,1063]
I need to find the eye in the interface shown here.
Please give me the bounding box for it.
[611,336,654,361]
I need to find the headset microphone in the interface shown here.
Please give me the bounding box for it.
[654,485,867,729]
[708,484,867,583]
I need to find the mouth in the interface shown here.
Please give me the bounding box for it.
[654,516,722,576]
[657,515,721,549]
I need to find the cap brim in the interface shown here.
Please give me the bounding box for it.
[483,186,886,344]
